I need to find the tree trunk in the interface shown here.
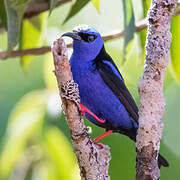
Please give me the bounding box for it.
[52,38,111,180]
[136,0,177,179]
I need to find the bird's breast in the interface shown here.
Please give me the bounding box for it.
[71,62,98,101]
[70,59,134,129]
[70,60,102,109]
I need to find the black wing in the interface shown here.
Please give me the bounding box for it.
[94,46,139,123]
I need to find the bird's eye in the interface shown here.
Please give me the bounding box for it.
[87,35,95,42]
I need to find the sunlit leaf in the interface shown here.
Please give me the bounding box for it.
[139,29,146,63]
[28,15,42,31]
[19,13,47,70]
[49,0,58,15]
[44,53,58,90]
[139,0,150,63]
[91,0,100,12]
[63,0,90,24]
[170,15,180,85]
[4,0,29,51]
[28,159,50,180]
[44,127,80,180]
[0,0,7,28]
[0,91,48,179]
[141,0,150,17]
[122,0,135,62]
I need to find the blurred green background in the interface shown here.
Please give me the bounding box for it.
[0,0,180,179]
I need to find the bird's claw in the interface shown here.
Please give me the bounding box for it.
[80,104,86,116]
[94,143,103,149]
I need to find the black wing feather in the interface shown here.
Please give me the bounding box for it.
[94,47,170,168]
[94,46,139,123]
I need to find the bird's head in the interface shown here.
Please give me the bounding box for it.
[62,25,104,61]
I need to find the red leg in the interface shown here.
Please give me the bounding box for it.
[80,104,86,116]
[80,104,105,123]
[93,130,113,143]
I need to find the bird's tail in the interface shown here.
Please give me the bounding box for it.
[115,128,169,168]
[158,153,169,168]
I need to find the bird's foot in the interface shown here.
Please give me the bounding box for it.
[80,104,106,123]
[80,104,86,116]
[94,143,103,149]
[93,130,113,143]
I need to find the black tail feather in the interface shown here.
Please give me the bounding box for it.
[158,153,169,168]
[114,129,169,168]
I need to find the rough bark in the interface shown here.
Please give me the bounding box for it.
[136,0,177,180]
[52,38,111,180]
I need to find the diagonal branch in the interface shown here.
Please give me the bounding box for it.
[0,19,147,60]
[24,0,71,19]
[0,6,180,60]
[52,38,111,180]
[136,0,177,179]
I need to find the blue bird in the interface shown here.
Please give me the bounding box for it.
[62,25,169,167]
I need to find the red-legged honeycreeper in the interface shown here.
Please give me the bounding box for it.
[62,25,169,168]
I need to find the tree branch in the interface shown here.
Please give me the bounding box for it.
[0,0,71,34]
[24,0,71,19]
[1,6,180,60]
[136,0,177,180]
[52,38,111,180]
[0,19,147,60]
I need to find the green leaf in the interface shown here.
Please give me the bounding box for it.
[28,15,42,31]
[0,0,7,29]
[141,0,150,17]
[91,0,100,12]
[44,53,58,90]
[4,0,29,51]
[0,90,48,179]
[19,13,47,70]
[122,0,136,62]
[49,0,58,15]
[63,0,90,24]
[170,15,180,85]
[139,29,146,63]
[44,127,80,180]
[138,0,150,63]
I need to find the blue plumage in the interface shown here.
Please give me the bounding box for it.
[71,57,135,129]
[64,25,138,132]
[102,60,124,81]
[62,25,168,167]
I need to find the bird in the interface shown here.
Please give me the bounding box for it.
[62,24,169,168]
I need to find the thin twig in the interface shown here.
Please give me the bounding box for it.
[0,46,51,60]
[1,6,180,60]
[0,19,147,59]
[52,38,111,180]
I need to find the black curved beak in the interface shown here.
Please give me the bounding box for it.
[61,32,81,41]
